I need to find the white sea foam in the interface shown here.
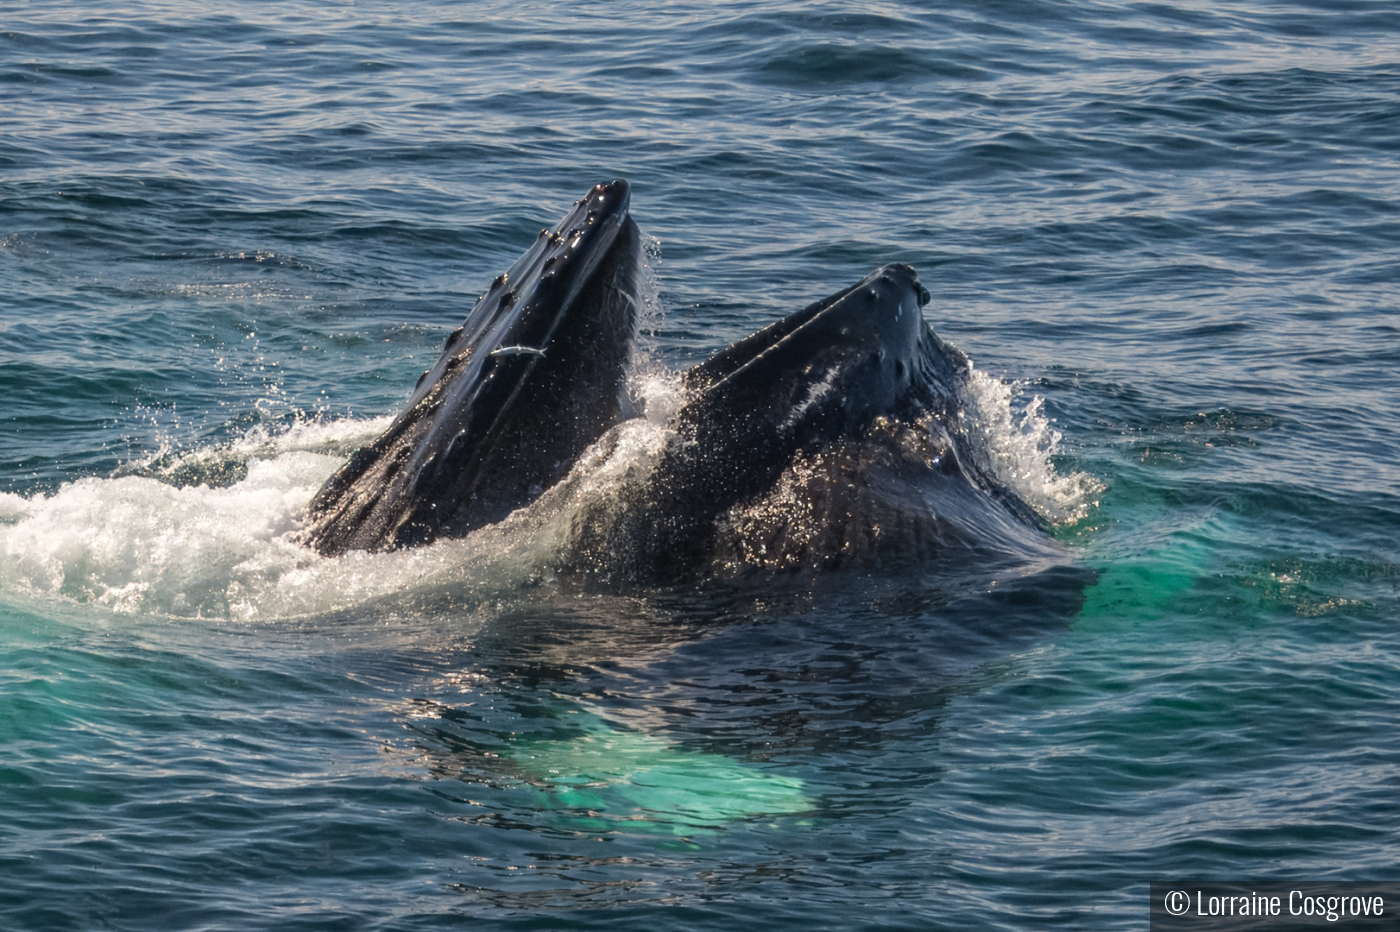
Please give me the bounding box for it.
[0,452,337,617]
[0,386,686,622]
[0,492,28,524]
[0,414,400,617]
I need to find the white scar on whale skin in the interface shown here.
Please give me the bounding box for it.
[489,345,547,357]
[779,367,839,434]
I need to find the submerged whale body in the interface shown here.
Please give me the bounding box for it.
[303,179,1062,582]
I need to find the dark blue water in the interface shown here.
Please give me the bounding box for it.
[3,2,1399,929]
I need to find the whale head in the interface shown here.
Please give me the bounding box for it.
[564,263,970,584]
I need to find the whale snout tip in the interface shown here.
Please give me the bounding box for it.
[588,178,631,210]
[871,263,930,307]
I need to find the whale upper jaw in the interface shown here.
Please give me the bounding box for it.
[303,180,643,556]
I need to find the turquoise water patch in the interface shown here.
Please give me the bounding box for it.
[1069,491,1220,629]
[499,708,811,838]
[1075,557,1199,627]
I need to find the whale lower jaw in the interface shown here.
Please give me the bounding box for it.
[303,180,642,556]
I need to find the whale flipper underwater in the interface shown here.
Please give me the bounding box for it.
[303,180,1064,582]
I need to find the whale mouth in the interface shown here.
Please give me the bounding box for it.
[300,181,1068,585]
[303,180,643,556]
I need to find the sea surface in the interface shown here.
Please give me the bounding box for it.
[3,1,1399,929]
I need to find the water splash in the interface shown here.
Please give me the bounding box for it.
[625,232,683,426]
[0,397,686,622]
[958,365,1103,526]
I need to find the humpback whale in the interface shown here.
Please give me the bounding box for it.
[303,180,1059,582]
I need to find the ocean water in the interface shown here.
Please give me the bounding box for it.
[2,1,1399,929]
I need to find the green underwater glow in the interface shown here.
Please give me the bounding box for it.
[504,709,811,836]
